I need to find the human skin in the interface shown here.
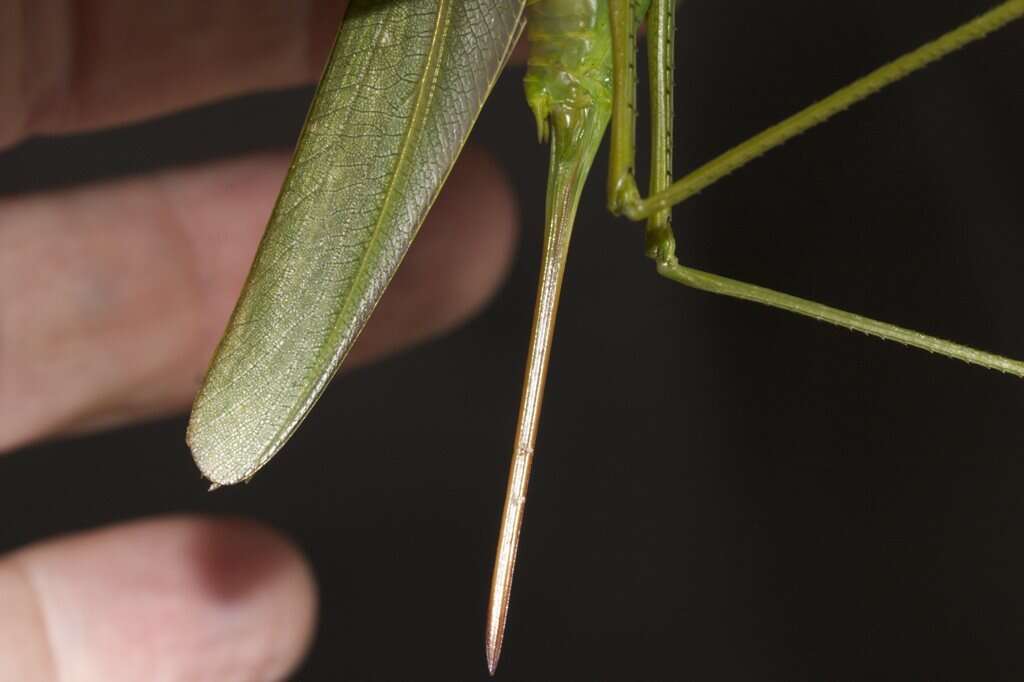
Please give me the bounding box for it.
[0,2,519,679]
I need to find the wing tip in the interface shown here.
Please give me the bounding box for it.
[186,423,258,489]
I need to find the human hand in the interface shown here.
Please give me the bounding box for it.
[0,2,518,679]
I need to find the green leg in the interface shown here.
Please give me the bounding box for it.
[607,0,642,214]
[644,0,676,263]
[657,261,1024,379]
[614,0,1024,375]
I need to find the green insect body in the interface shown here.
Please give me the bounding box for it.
[492,0,1024,670]
[184,0,1024,672]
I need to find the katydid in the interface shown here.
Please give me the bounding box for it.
[185,0,1024,673]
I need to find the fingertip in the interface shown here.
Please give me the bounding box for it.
[3,515,317,682]
[182,516,319,680]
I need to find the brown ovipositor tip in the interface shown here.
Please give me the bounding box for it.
[486,640,501,677]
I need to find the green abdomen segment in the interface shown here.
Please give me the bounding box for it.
[524,0,615,142]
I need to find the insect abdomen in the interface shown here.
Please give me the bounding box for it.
[524,0,620,140]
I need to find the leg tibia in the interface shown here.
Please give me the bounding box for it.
[607,0,640,214]
[657,258,1024,379]
[644,0,676,262]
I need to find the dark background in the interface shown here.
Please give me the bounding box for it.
[3,1,1023,679]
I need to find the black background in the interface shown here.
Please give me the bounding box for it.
[3,1,1023,679]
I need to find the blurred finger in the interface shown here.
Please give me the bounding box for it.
[1,0,347,148]
[0,146,518,453]
[0,516,316,682]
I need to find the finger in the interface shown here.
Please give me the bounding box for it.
[2,1,527,149]
[0,516,316,682]
[1,0,347,148]
[0,146,518,453]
